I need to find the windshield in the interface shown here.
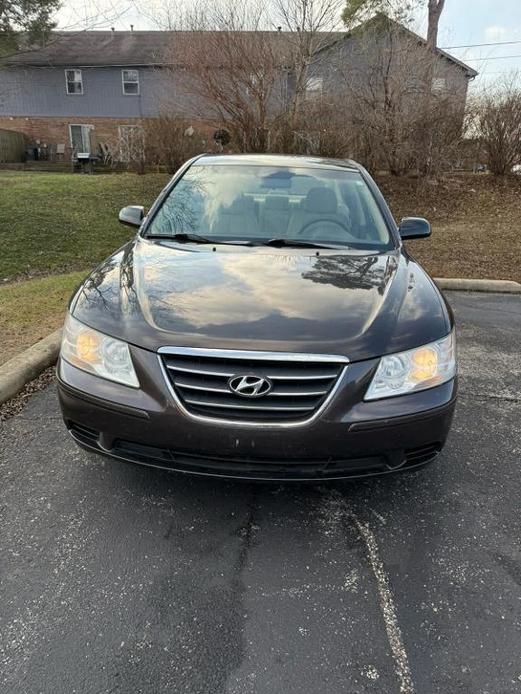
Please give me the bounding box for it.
[146,164,393,250]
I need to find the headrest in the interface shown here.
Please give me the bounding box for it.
[225,196,255,214]
[304,187,338,214]
[264,195,290,210]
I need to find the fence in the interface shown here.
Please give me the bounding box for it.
[0,128,25,163]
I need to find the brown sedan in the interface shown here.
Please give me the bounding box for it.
[58,154,457,480]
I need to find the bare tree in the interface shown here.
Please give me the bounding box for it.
[426,0,445,51]
[272,0,345,129]
[156,0,284,152]
[145,0,455,171]
[329,16,465,175]
[475,76,521,175]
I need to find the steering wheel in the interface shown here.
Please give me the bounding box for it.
[296,219,353,241]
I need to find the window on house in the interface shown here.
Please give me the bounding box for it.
[305,76,323,98]
[65,69,83,94]
[122,69,140,95]
[69,124,93,154]
[432,77,447,93]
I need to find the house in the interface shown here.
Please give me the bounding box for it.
[0,19,477,162]
[0,31,175,161]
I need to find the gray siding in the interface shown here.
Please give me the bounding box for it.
[0,37,471,121]
[0,66,190,118]
[311,31,470,112]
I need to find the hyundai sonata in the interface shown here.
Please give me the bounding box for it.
[58,154,457,480]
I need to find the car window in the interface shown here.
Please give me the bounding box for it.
[146,164,393,249]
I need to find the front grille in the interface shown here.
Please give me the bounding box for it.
[159,348,348,424]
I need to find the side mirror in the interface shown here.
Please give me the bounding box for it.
[398,217,431,240]
[119,205,145,228]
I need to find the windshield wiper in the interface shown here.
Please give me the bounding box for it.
[260,238,346,250]
[147,233,254,246]
[147,232,213,243]
[146,234,344,249]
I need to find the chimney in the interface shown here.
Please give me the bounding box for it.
[277,26,282,32]
[130,24,134,31]
[111,27,115,34]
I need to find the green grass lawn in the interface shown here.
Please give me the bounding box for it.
[0,271,87,364]
[0,171,170,281]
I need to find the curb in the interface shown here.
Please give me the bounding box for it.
[0,329,62,406]
[434,278,521,294]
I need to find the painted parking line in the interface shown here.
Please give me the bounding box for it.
[322,492,414,694]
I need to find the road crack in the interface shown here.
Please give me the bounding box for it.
[459,391,521,403]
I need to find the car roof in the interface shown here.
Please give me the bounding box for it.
[195,153,361,172]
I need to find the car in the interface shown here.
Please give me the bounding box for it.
[57,154,457,481]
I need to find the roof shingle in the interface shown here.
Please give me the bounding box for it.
[4,25,477,77]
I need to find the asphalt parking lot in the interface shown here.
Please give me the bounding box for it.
[1,291,520,694]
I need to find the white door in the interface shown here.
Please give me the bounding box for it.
[69,125,93,154]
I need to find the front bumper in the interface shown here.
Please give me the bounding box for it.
[57,348,457,481]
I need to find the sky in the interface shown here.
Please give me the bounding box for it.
[55,0,521,90]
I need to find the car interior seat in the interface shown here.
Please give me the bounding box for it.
[211,196,260,237]
[286,187,352,240]
[260,196,291,237]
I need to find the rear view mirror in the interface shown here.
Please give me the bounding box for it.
[119,205,145,228]
[399,217,431,240]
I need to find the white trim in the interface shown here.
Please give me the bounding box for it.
[65,68,83,95]
[121,68,140,95]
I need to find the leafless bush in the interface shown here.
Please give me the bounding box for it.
[270,98,354,157]
[96,125,146,173]
[143,115,208,172]
[474,76,521,175]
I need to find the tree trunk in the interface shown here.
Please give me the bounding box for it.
[427,0,445,51]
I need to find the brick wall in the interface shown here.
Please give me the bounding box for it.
[0,116,144,148]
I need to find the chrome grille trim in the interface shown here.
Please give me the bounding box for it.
[183,398,313,412]
[176,381,328,397]
[158,347,349,428]
[166,363,339,380]
[159,347,348,363]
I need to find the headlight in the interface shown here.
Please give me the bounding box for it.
[61,314,139,388]
[365,331,456,401]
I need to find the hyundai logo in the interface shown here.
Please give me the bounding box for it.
[228,375,273,398]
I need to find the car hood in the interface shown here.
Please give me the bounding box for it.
[71,237,451,362]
